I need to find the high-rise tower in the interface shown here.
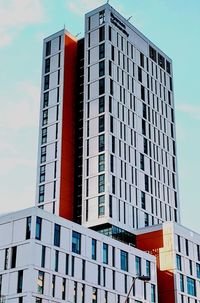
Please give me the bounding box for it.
[36,4,180,241]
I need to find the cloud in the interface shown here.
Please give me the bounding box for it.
[0,0,46,47]
[176,103,200,120]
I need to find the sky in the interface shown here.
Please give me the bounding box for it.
[0,0,199,232]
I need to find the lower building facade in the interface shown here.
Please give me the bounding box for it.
[136,222,200,303]
[0,207,157,303]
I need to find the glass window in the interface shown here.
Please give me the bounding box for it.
[99,10,105,25]
[98,195,105,216]
[196,263,200,278]
[36,217,42,240]
[37,271,44,294]
[187,277,196,296]
[42,110,48,126]
[4,248,9,270]
[151,284,156,303]
[180,274,184,292]
[54,224,61,247]
[99,26,105,42]
[99,61,105,77]
[99,134,105,152]
[135,256,141,276]
[98,154,105,172]
[92,239,97,260]
[141,191,146,209]
[146,260,151,278]
[41,246,46,268]
[11,246,17,268]
[98,174,105,193]
[41,127,47,144]
[46,41,51,56]
[92,287,97,303]
[72,231,81,254]
[120,250,128,271]
[176,254,182,271]
[99,96,105,113]
[62,278,66,300]
[103,243,108,264]
[26,216,31,240]
[17,270,23,293]
[39,185,45,203]
[99,115,105,133]
[99,43,105,60]
[99,78,105,95]
[45,58,50,73]
[43,92,49,108]
[55,250,59,272]
[44,75,49,91]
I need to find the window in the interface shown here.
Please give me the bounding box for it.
[141,85,145,101]
[62,278,66,300]
[99,43,105,59]
[140,154,145,171]
[41,127,47,144]
[140,53,144,67]
[144,175,149,192]
[99,78,105,95]
[40,146,46,163]
[176,254,182,271]
[144,213,149,226]
[39,185,45,203]
[45,58,50,73]
[44,75,49,90]
[74,281,77,303]
[112,175,115,194]
[43,92,49,108]
[99,61,105,77]
[46,41,51,56]
[92,287,97,303]
[99,26,105,42]
[135,256,141,276]
[41,246,46,268]
[180,274,184,292]
[39,165,45,182]
[196,263,200,278]
[42,110,48,126]
[37,271,44,294]
[166,60,171,74]
[138,67,142,82]
[35,217,42,240]
[121,250,128,271]
[149,46,157,62]
[158,53,165,69]
[99,96,105,113]
[142,119,146,136]
[4,248,9,270]
[185,239,189,256]
[98,195,105,216]
[55,250,59,272]
[52,275,55,297]
[99,115,105,132]
[92,239,97,260]
[65,254,69,275]
[98,174,105,193]
[72,231,81,254]
[11,246,17,268]
[54,224,61,247]
[103,243,108,264]
[151,284,156,303]
[111,45,115,61]
[109,26,112,41]
[187,277,196,296]
[109,195,112,218]
[99,10,105,25]
[26,216,31,239]
[17,270,23,293]
[99,134,105,152]
[146,260,151,278]
[82,259,86,280]
[110,79,113,95]
[110,155,114,173]
[98,154,105,172]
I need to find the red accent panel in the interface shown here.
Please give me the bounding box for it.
[136,230,175,303]
[59,33,77,220]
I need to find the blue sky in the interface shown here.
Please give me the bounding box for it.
[0,0,199,232]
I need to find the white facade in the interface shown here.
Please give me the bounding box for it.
[0,207,157,303]
[136,222,200,303]
[82,4,180,232]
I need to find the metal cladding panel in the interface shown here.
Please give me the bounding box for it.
[59,33,78,220]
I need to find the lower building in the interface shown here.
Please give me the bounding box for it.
[0,207,157,303]
[136,222,200,303]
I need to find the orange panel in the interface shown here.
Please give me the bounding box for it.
[136,230,175,303]
[59,33,77,220]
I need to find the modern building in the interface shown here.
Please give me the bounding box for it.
[35,3,180,239]
[0,2,198,303]
[137,222,200,303]
[0,207,157,303]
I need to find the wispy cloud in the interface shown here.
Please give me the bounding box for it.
[0,0,46,47]
[67,0,104,15]
[176,103,200,120]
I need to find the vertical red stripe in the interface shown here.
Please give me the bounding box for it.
[59,33,77,220]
